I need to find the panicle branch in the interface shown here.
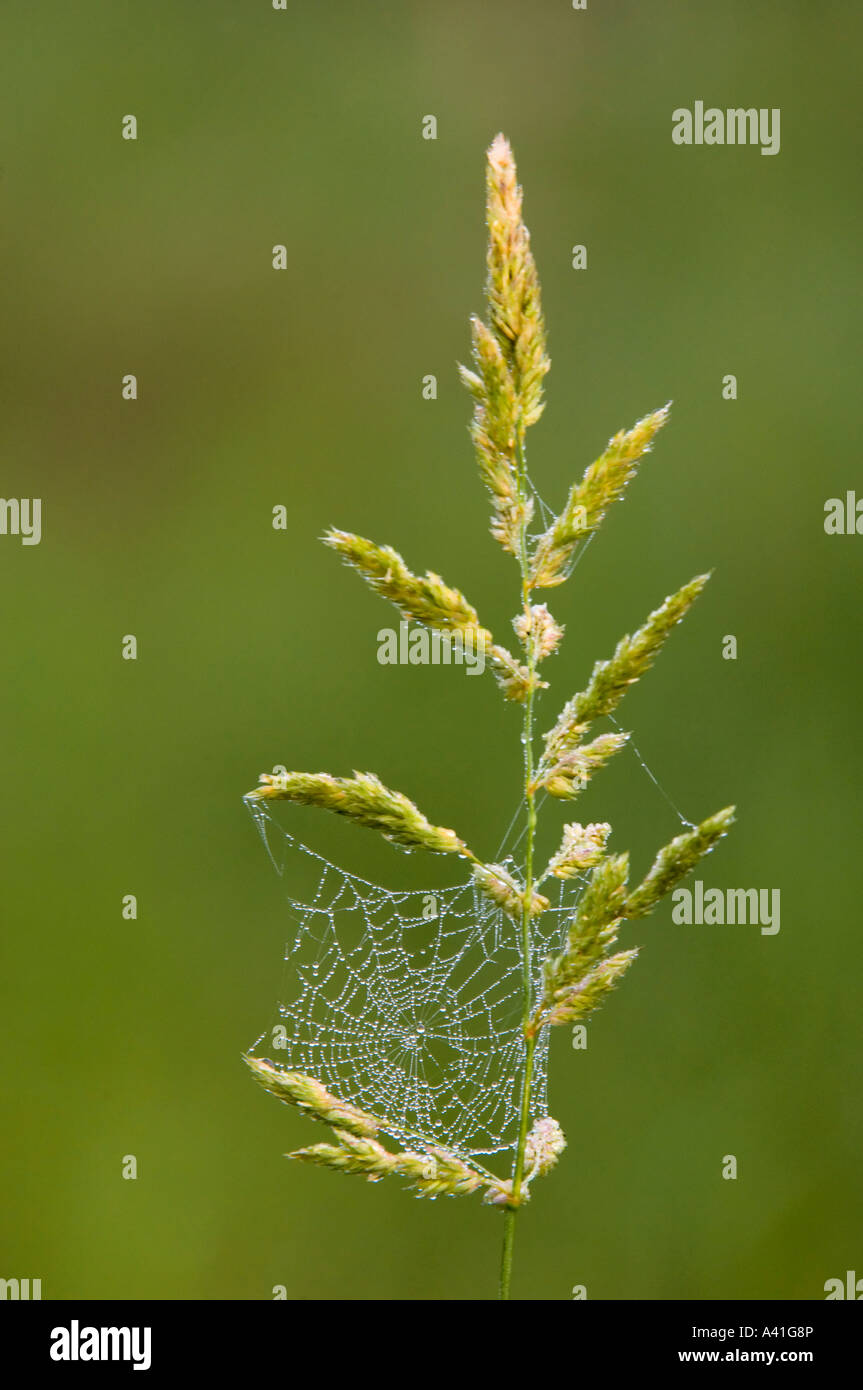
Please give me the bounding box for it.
[532,806,736,1036]
[324,528,544,704]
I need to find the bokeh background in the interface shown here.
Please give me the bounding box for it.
[2,0,861,1301]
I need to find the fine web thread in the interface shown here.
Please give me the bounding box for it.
[607,714,694,829]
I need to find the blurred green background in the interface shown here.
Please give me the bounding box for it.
[2,0,861,1301]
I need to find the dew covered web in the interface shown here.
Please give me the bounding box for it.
[245,794,581,1160]
[245,483,693,1162]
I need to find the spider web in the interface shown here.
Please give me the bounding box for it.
[245,796,583,1160]
[244,473,692,1161]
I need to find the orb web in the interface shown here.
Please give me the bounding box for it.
[244,796,582,1159]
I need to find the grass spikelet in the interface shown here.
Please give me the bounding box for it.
[543,822,611,880]
[290,1130,507,1201]
[530,406,670,588]
[540,574,710,770]
[539,731,630,798]
[568,851,631,942]
[513,604,563,663]
[484,133,549,426]
[535,853,631,1020]
[460,134,549,552]
[541,949,639,1028]
[323,528,487,636]
[247,770,473,857]
[624,806,737,919]
[523,1118,566,1179]
[324,529,543,703]
[460,316,530,553]
[473,863,549,922]
[488,643,548,702]
[243,1058,381,1139]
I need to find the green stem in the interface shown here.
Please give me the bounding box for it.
[499,432,540,1301]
